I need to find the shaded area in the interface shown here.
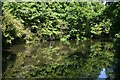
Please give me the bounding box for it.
[2,50,16,75]
[114,39,120,79]
[2,44,25,78]
[103,2,120,38]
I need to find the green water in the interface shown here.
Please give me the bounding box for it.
[2,40,116,79]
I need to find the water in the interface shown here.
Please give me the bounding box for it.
[2,40,118,78]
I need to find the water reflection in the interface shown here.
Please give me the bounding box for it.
[2,40,116,78]
[2,51,16,76]
[114,39,120,79]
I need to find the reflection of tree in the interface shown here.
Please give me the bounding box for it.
[67,42,114,78]
[3,40,114,78]
[114,39,120,79]
[28,41,114,78]
[2,51,16,78]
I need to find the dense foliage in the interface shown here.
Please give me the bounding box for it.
[103,2,120,39]
[2,2,115,48]
[2,11,25,48]
[2,2,120,78]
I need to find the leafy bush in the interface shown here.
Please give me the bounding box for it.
[3,2,118,48]
[2,10,33,48]
[2,2,108,41]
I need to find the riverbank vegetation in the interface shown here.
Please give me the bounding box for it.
[2,2,120,49]
[2,1,120,78]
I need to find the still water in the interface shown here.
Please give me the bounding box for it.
[2,40,117,79]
